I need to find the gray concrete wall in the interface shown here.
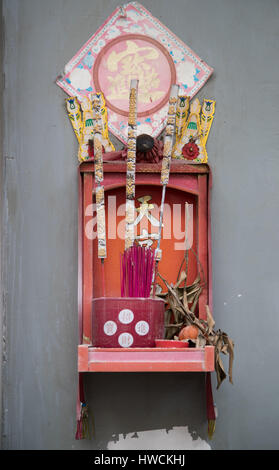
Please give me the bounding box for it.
[1,0,279,450]
[0,0,3,444]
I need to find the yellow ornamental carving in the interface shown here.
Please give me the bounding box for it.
[173,98,215,163]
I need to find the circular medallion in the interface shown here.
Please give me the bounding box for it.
[93,34,176,118]
[103,320,117,336]
[118,308,134,324]
[118,332,134,348]
[135,321,150,336]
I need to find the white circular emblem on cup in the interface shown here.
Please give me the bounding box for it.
[118,308,134,325]
[103,320,117,336]
[118,332,134,348]
[135,321,150,336]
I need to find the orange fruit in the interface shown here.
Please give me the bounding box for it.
[178,325,199,341]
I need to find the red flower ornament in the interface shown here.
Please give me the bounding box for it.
[182,140,200,160]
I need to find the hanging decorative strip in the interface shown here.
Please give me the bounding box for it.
[151,83,179,300]
[156,84,179,259]
[92,94,107,260]
[125,79,139,250]
[57,2,213,144]
[160,86,179,183]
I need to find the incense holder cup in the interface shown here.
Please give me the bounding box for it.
[92,297,165,348]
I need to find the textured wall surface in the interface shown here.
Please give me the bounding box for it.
[1,0,279,450]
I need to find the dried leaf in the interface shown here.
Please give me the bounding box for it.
[206,305,215,334]
[191,288,202,314]
[221,344,228,354]
[174,270,187,289]
[183,288,189,312]
[158,249,234,389]
[223,334,234,385]
[196,334,206,348]
[215,353,227,389]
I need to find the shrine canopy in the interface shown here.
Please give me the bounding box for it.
[56,2,213,144]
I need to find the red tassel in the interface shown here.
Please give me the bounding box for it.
[75,373,94,440]
[75,373,92,440]
[206,372,216,439]
[75,419,83,440]
[75,373,83,440]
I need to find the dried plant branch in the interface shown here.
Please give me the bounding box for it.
[157,250,235,389]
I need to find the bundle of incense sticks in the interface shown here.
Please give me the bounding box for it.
[125,79,139,250]
[121,245,155,298]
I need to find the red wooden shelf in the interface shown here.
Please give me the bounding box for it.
[78,161,213,374]
[78,345,214,373]
[79,159,210,175]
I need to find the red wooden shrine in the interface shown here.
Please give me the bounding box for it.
[78,159,214,372]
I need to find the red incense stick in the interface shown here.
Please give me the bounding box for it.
[120,245,155,298]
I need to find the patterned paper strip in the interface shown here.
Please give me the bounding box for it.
[160,84,179,186]
[95,183,107,259]
[77,93,114,162]
[156,84,179,261]
[184,97,202,141]
[175,95,189,139]
[200,99,216,147]
[93,130,104,184]
[92,93,107,258]
[125,79,139,250]
[125,199,136,251]
[91,93,115,153]
[66,96,83,143]
[78,95,96,162]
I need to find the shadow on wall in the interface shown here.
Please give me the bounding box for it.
[81,372,211,450]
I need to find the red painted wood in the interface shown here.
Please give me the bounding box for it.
[89,363,205,372]
[197,174,208,320]
[78,344,89,372]
[204,346,215,371]
[89,348,204,360]
[208,168,213,312]
[78,169,83,343]
[82,173,94,344]
[78,162,213,371]
[92,172,199,195]
[80,160,210,175]
[91,185,198,297]
[78,346,215,372]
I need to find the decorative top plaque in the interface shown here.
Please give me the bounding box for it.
[57,2,213,144]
